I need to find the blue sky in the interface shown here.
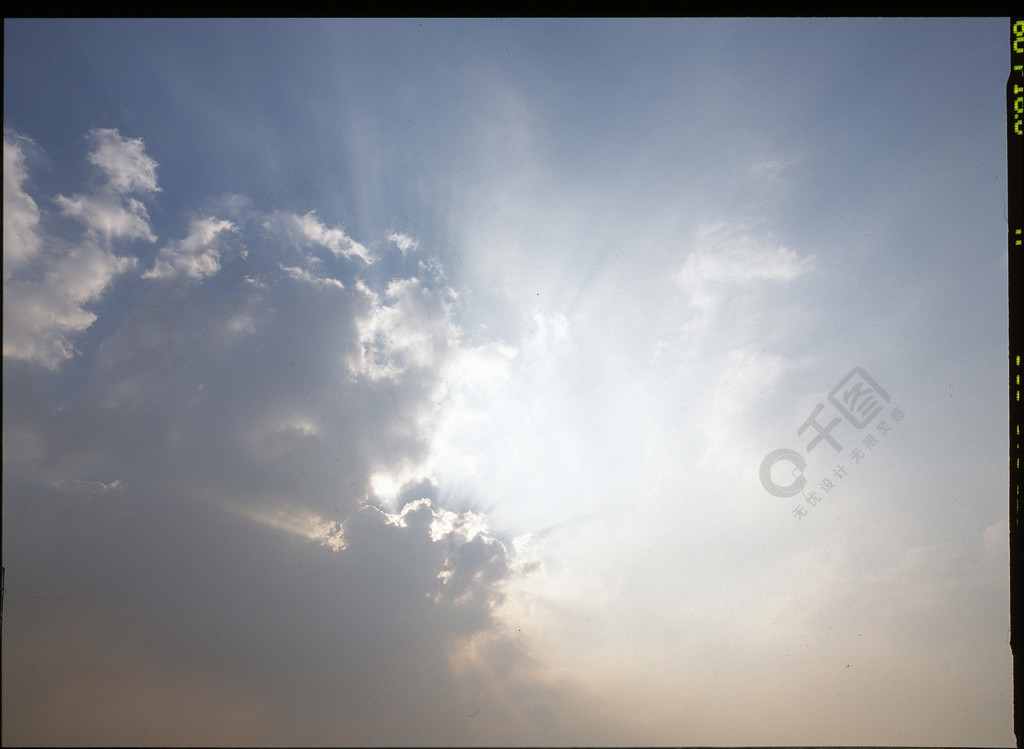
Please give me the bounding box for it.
[2,18,1013,746]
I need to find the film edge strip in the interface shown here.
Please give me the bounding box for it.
[1007,16,1023,749]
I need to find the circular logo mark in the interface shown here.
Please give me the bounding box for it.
[759,448,807,498]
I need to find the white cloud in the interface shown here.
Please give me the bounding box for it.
[348,276,460,381]
[3,131,42,276]
[55,193,156,243]
[4,241,137,370]
[388,231,418,255]
[374,496,489,544]
[369,463,434,504]
[85,127,160,194]
[295,210,373,264]
[3,128,153,370]
[278,263,345,290]
[54,128,160,243]
[144,217,236,281]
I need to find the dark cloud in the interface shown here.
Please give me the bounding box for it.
[2,126,646,746]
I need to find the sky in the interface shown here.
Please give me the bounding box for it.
[1,18,1014,747]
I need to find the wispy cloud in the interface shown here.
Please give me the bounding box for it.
[278,263,345,290]
[53,478,125,497]
[675,222,814,313]
[143,217,236,280]
[229,501,348,551]
[295,210,373,264]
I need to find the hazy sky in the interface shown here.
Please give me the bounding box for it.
[2,18,1013,746]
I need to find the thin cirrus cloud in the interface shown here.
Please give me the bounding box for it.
[278,263,346,290]
[52,477,126,497]
[674,222,816,314]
